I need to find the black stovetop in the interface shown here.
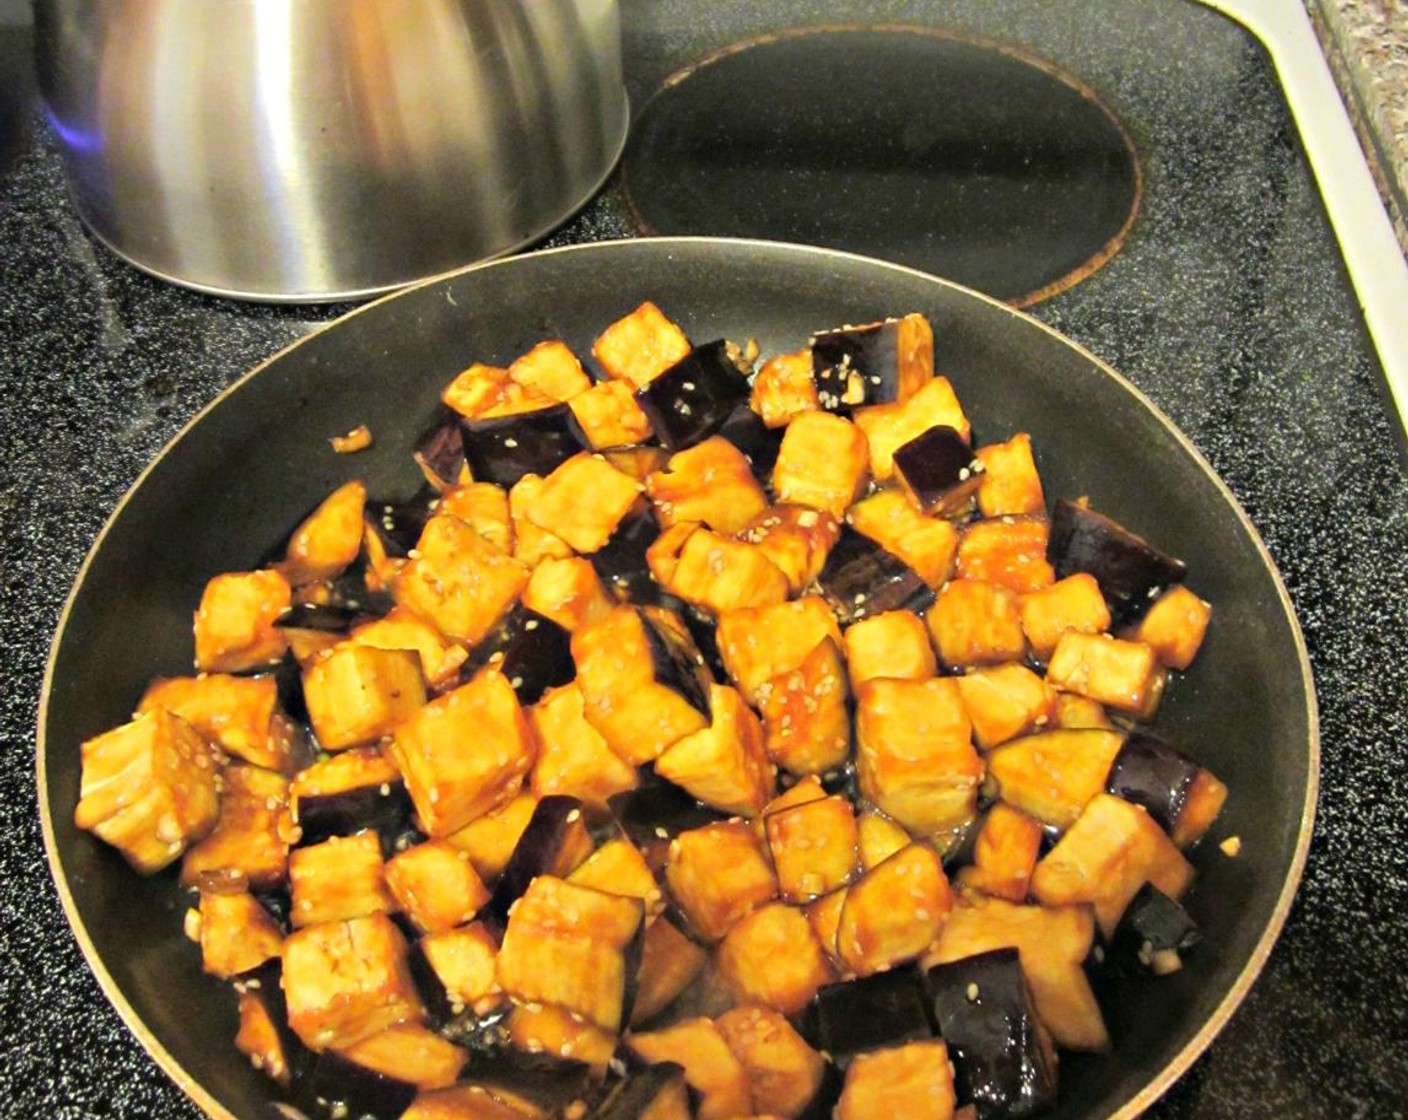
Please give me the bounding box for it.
[3,0,1407,1116]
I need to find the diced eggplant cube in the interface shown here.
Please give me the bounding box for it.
[773,412,871,518]
[194,569,292,673]
[484,795,595,929]
[592,1060,693,1120]
[336,1023,469,1093]
[409,922,504,1025]
[1104,731,1203,836]
[927,579,1027,669]
[836,1038,956,1120]
[717,403,787,486]
[647,436,769,535]
[386,840,491,934]
[594,301,693,390]
[926,896,1108,1053]
[954,803,1045,904]
[854,375,970,481]
[1016,573,1111,662]
[766,794,860,902]
[656,683,775,817]
[395,514,529,647]
[848,489,959,589]
[855,678,982,839]
[183,764,292,890]
[522,557,617,634]
[526,452,644,554]
[442,791,538,882]
[664,820,779,942]
[627,1018,753,1120]
[608,777,728,850]
[570,379,657,450]
[140,673,288,772]
[752,347,820,428]
[924,948,1058,1120]
[957,518,1056,595]
[195,888,284,979]
[589,503,663,602]
[73,709,221,874]
[817,527,935,625]
[278,480,368,587]
[389,671,535,837]
[798,963,934,1059]
[974,434,1045,519]
[509,339,593,402]
[401,1084,539,1120]
[303,644,427,752]
[811,313,934,411]
[635,339,752,451]
[509,472,576,567]
[1108,882,1202,976]
[715,1004,828,1120]
[489,606,578,706]
[233,959,313,1088]
[717,902,837,1014]
[1031,793,1194,938]
[292,746,414,852]
[1048,499,1188,627]
[1127,583,1213,671]
[836,843,953,977]
[460,402,587,488]
[986,728,1125,830]
[630,916,710,1025]
[413,405,468,490]
[893,425,983,516]
[496,875,646,1031]
[661,526,791,615]
[956,663,1054,751]
[1046,632,1167,720]
[740,504,842,594]
[288,830,394,928]
[458,1048,598,1116]
[283,911,425,1051]
[531,684,641,810]
[507,1003,617,1073]
[350,607,470,691]
[842,610,936,690]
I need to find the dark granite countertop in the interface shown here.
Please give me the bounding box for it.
[4,0,1408,1117]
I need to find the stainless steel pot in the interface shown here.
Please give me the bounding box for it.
[34,0,627,301]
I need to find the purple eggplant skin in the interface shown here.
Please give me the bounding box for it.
[816,526,937,625]
[592,1061,694,1120]
[811,318,906,411]
[640,608,714,717]
[892,424,984,515]
[635,340,752,451]
[716,404,785,489]
[296,1049,417,1120]
[464,604,577,706]
[461,1048,597,1116]
[793,1060,846,1120]
[460,401,587,488]
[1047,499,1188,627]
[485,796,589,929]
[925,948,1058,1120]
[414,403,467,489]
[590,502,663,602]
[1104,731,1201,836]
[295,782,415,854]
[367,484,440,558]
[798,963,936,1061]
[1107,883,1202,978]
[607,773,728,851]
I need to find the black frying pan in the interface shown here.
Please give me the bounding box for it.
[38,237,1317,1120]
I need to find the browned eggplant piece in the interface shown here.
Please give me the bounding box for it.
[716,404,786,488]
[607,773,728,852]
[892,425,984,516]
[641,608,713,717]
[459,1046,597,1116]
[274,602,363,635]
[414,403,467,489]
[1107,883,1202,977]
[367,486,440,559]
[461,402,588,488]
[467,604,577,706]
[1104,731,1202,836]
[1047,499,1188,627]
[294,777,415,856]
[794,1061,847,1120]
[634,339,752,451]
[811,315,931,411]
[232,958,316,1089]
[295,1050,418,1120]
[925,948,1058,1120]
[590,502,663,602]
[797,964,935,1061]
[816,527,936,625]
[484,795,594,929]
[591,1060,695,1120]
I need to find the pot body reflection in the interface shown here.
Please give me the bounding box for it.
[35,0,627,301]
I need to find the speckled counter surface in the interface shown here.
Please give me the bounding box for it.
[4,1,1408,1117]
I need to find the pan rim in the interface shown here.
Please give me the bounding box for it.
[36,234,1319,1120]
